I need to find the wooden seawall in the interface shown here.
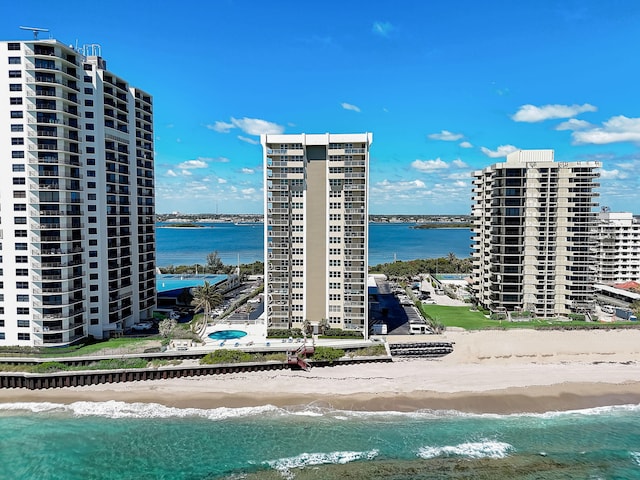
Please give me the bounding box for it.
[0,356,392,390]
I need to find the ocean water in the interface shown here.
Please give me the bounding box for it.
[156,223,471,267]
[1,401,639,479]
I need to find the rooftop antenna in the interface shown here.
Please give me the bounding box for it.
[19,26,49,40]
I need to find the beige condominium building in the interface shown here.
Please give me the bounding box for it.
[471,149,601,317]
[262,133,372,335]
[594,209,640,284]
[0,38,156,346]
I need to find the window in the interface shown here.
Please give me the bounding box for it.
[87,170,96,177]
[90,307,99,314]
[10,97,22,105]
[90,262,98,268]
[13,204,26,211]
[12,164,25,172]
[86,123,94,130]
[11,124,23,132]
[9,84,22,91]
[14,243,27,251]
[84,75,92,82]
[15,256,28,263]
[15,269,28,276]
[84,87,93,94]
[88,193,97,200]
[17,319,29,326]
[86,147,95,154]
[15,230,27,237]
[8,43,20,50]
[16,281,28,289]
[16,295,29,302]
[0,333,5,341]
[84,99,94,107]
[87,159,96,165]
[88,205,96,211]
[86,135,95,142]
[18,333,30,341]
[90,296,99,303]
[17,308,29,315]
[83,64,93,71]
[9,70,21,78]
[89,250,98,257]
[88,182,96,188]
[10,110,23,118]
[8,57,21,65]
[85,111,94,118]
[88,228,97,235]
[90,284,99,291]
[14,217,26,225]
[90,273,99,280]
[12,151,24,158]
[88,216,97,223]
[12,178,25,185]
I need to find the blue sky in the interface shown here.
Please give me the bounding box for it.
[5,1,640,214]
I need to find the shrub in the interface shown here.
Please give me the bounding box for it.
[348,345,387,357]
[568,313,586,321]
[311,346,345,363]
[322,328,363,338]
[32,361,68,373]
[267,328,303,338]
[201,350,253,364]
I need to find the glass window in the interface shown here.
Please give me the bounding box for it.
[8,70,21,78]
[11,124,23,132]
[9,84,22,91]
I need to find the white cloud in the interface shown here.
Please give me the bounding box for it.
[411,158,449,172]
[242,168,255,174]
[341,102,361,112]
[555,118,592,131]
[512,103,597,122]
[572,116,640,145]
[372,21,394,37]
[242,188,257,195]
[600,169,629,180]
[374,179,426,191]
[180,170,192,176]
[452,159,468,168]
[207,121,234,133]
[217,178,227,184]
[459,141,473,148]
[480,145,519,158]
[428,130,463,141]
[208,117,285,136]
[238,135,259,145]
[447,172,471,180]
[453,180,467,187]
[177,159,207,169]
[166,169,178,177]
[231,117,284,135]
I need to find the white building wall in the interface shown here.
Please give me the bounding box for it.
[0,39,155,347]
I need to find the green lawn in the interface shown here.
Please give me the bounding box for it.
[419,305,639,330]
[0,337,163,358]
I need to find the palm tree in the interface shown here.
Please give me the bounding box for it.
[191,281,224,334]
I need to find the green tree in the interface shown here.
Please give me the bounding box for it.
[176,288,193,306]
[191,281,223,319]
[206,251,224,273]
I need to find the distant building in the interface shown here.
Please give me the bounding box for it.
[0,38,155,346]
[262,133,372,335]
[594,210,640,284]
[471,150,601,316]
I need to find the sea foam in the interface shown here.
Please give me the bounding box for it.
[417,440,514,459]
[0,401,282,420]
[265,450,379,479]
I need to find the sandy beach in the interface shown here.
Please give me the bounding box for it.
[3,329,640,414]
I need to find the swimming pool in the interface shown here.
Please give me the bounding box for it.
[208,330,248,340]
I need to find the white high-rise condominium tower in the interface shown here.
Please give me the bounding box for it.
[0,38,156,346]
[262,133,372,335]
[471,150,601,317]
[594,210,640,284]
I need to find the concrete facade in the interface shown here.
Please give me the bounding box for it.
[471,150,601,316]
[0,39,156,346]
[262,133,372,335]
[595,210,640,284]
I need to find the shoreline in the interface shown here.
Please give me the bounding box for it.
[2,381,640,415]
[3,329,640,415]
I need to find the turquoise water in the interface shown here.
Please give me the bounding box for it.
[156,274,228,293]
[208,330,248,340]
[156,223,472,267]
[1,402,639,479]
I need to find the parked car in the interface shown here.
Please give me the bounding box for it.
[131,321,154,331]
[421,299,436,305]
[169,311,181,320]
